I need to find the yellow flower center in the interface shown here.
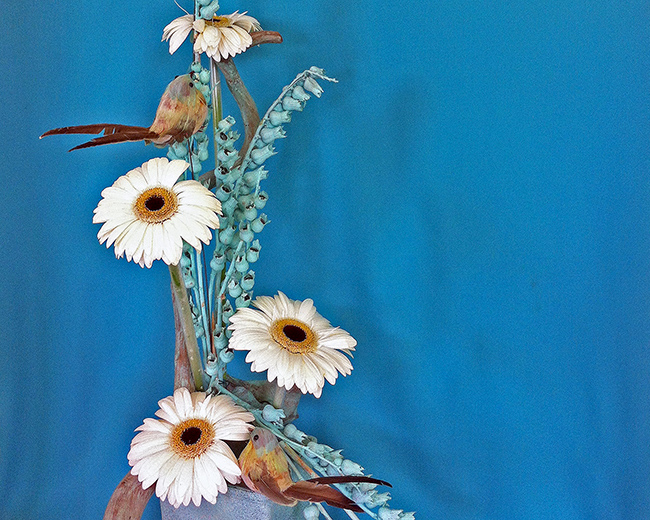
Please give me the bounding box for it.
[270,318,318,354]
[170,418,216,459]
[209,16,232,28]
[133,187,179,223]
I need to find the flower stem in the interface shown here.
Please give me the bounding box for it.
[169,263,204,391]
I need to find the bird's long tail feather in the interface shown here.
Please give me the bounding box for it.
[40,124,158,151]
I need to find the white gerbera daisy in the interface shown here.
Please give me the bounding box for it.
[162,12,261,61]
[228,292,357,398]
[93,157,221,268]
[128,387,255,508]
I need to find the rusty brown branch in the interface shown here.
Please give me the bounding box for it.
[103,472,154,520]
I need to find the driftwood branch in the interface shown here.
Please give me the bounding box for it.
[103,472,154,520]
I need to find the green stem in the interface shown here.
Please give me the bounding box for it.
[169,263,204,391]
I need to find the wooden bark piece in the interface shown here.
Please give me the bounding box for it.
[103,472,154,520]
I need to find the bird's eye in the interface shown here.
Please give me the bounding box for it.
[253,434,259,442]
[188,82,194,88]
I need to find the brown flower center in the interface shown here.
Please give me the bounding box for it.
[170,418,216,459]
[209,16,233,28]
[133,187,178,223]
[270,318,318,354]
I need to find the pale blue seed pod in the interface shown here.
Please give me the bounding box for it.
[170,141,188,157]
[341,459,364,476]
[303,77,324,98]
[217,116,236,131]
[197,0,212,7]
[291,85,311,102]
[215,184,232,202]
[204,355,219,376]
[262,404,286,426]
[255,191,268,209]
[218,147,237,165]
[219,224,237,245]
[244,205,257,221]
[219,348,235,364]
[251,214,269,233]
[191,62,203,73]
[240,270,255,291]
[269,110,292,126]
[222,300,235,323]
[180,254,191,268]
[358,482,379,492]
[250,144,276,166]
[233,209,244,222]
[364,491,391,508]
[215,165,230,181]
[195,131,209,143]
[243,167,268,187]
[210,251,226,271]
[213,329,228,350]
[303,505,320,520]
[227,278,242,298]
[235,291,252,308]
[283,423,307,443]
[378,508,402,520]
[199,69,210,84]
[221,197,238,217]
[166,149,181,161]
[259,125,287,144]
[198,148,209,162]
[282,97,304,112]
[399,512,415,520]
[234,254,249,273]
[239,222,254,243]
[246,240,261,262]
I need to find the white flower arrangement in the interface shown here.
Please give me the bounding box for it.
[42,3,413,519]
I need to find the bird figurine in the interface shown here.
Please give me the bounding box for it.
[40,74,208,151]
[239,427,390,512]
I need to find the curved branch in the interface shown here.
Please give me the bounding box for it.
[251,30,283,46]
[215,58,260,159]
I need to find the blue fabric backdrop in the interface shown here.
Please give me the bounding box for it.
[1,0,649,518]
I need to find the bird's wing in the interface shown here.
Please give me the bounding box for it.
[255,467,298,507]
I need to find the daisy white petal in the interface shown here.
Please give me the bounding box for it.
[188,11,261,62]
[162,14,194,55]
[93,157,221,268]
[128,388,254,509]
[229,292,357,397]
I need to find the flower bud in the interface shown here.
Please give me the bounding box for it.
[303,505,320,520]
[250,144,276,166]
[239,222,254,243]
[227,278,242,298]
[259,125,287,144]
[303,77,324,98]
[240,270,255,291]
[251,214,269,233]
[255,191,268,209]
[282,97,304,112]
[243,167,268,187]
[219,348,235,364]
[291,85,311,102]
[268,110,292,126]
[234,254,249,273]
[341,459,364,476]
[235,291,252,308]
[262,404,286,426]
[378,508,402,520]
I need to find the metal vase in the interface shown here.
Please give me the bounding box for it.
[160,485,306,520]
